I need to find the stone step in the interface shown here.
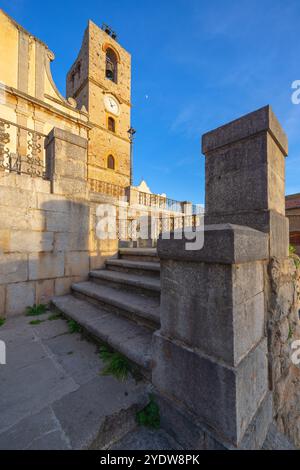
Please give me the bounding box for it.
[119,248,159,263]
[71,281,160,329]
[106,259,160,278]
[90,269,160,297]
[52,295,153,372]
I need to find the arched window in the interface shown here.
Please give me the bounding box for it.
[106,48,118,83]
[108,116,116,133]
[107,154,115,170]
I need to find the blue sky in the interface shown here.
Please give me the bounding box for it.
[2,0,300,204]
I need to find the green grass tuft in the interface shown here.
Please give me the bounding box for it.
[99,346,131,381]
[48,313,62,321]
[0,317,6,327]
[25,304,48,317]
[289,244,297,255]
[136,394,160,429]
[29,319,45,326]
[67,319,82,334]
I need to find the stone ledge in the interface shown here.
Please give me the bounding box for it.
[157,223,269,264]
[202,105,288,156]
[45,127,88,149]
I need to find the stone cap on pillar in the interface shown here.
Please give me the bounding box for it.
[157,223,269,264]
[45,127,88,149]
[202,105,288,156]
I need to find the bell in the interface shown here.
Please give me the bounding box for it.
[106,61,115,80]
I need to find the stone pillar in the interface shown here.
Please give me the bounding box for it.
[202,105,289,258]
[45,127,88,199]
[153,106,289,449]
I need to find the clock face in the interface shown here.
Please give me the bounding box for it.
[104,95,120,116]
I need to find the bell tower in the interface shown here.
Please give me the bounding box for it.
[66,20,131,188]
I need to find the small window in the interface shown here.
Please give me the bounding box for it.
[107,154,115,170]
[108,117,116,133]
[106,48,118,83]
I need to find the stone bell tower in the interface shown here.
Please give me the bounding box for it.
[66,20,131,188]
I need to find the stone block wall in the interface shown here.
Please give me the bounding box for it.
[267,255,300,447]
[0,126,119,317]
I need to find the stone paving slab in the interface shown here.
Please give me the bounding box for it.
[110,428,183,450]
[0,311,149,449]
[0,407,70,450]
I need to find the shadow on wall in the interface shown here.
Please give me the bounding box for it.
[0,193,118,317]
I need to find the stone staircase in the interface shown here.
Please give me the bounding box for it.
[52,248,160,376]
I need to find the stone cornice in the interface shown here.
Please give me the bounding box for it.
[3,85,92,130]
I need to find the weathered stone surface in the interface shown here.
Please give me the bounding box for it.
[36,279,55,304]
[65,251,89,276]
[44,333,101,385]
[54,231,89,252]
[0,206,46,231]
[9,231,53,253]
[202,105,288,156]
[54,276,82,296]
[0,253,28,284]
[46,212,70,232]
[0,186,37,210]
[52,294,153,370]
[111,428,182,450]
[240,392,273,450]
[52,376,148,450]
[29,252,64,280]
[263,422,296,450]
[159,259,264,366]
[46,127,88,150]
[267,256,300,448]
[0,355,78,432]
[0,229,10,253]
[0,309,150,449]
[205,210,289,258]
[0,407,70,450]
[0,285,5,315]
[158,224,268,264]
[52,177,88,199]
[6,281,35,315]
[152,332,269,446]
[154,393,206,450]
[37,193,71,213]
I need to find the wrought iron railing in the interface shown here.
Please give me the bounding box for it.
[138,191,185,212]
[0,118,47,178]
[88,178,125,197]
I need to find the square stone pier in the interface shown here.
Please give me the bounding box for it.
[152,106,289,449]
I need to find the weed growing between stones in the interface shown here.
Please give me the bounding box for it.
[136,394,160,429]
[99,345,131,381]
[289,244,300,269]
[67,319,82,334]
[48,313,62,321]
[0,318,5,327]
[29,319,45,326]
[25,304,48,316]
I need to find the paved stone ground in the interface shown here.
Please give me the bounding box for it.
[0,311,149,450]
[110,428,182,450]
